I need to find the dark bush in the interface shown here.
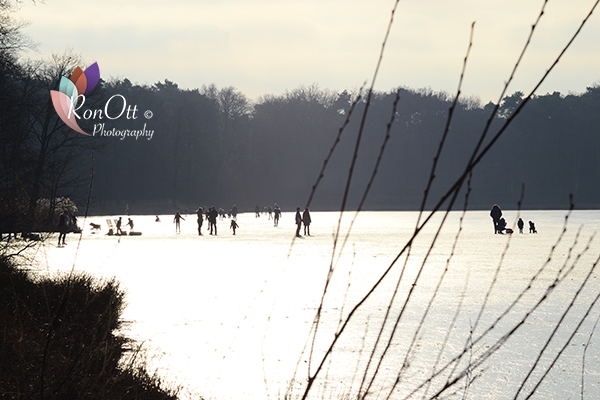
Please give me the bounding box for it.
[0,255,179,399]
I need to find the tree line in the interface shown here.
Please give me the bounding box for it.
[70,80,600,213]
[49,80,600,215]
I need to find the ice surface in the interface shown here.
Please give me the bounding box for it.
[29,210,600,399]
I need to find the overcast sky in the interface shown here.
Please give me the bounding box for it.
[19,0,600,104]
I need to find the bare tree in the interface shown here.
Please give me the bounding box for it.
[8,52,99,230]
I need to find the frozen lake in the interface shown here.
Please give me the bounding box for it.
[29,210,600,399]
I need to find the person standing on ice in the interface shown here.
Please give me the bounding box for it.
[57,210,68,246]
[490,204,502,234]
[295,207,303,237]
[196,207,204,235]
[517,217,524,234]
[302,207,312,236]
[174,212,185,233]
[126,218,134,233]
[273,204,281,227]
[209,206,218,235]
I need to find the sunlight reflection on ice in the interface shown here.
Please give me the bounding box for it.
[30,210,600,399]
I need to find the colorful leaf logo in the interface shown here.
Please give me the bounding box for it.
[50,62,100,136]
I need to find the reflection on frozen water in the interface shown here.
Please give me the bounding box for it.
[30,210,600,399]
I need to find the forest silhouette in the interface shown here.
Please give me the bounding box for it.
[94,82,600,213]
[5,73,600,221]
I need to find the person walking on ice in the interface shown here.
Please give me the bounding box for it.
[116,216,123,235]
[529,220,537,233]
[230,219,239,235]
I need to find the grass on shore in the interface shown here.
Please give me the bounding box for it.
[0,253,181,400]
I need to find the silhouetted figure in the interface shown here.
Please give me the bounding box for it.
[295,207,302,237]
[255,205,260,218]
[529,220,537,233]
[58,210,68,246]
[116,216,123,235]
[196,207,204,235]
[497,217,507,234]
[209,206,218,235]
[174,212,185,233]
[230,219,239,235]
[126,218,134,233]
[274,204,281,227]
[232,204,238,219]
[490,204,503,234]
[517,218,524,234]
[205,208,211,232]
[267,205,273,220]
[302,207,312,236]
[155,215,160,222]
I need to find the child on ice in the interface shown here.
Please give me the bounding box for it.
[230,219,239,235]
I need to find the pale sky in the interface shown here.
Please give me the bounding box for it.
[19,0,600,104]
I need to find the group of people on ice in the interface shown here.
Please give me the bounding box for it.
[295,207,312,237]
[254,203,283,227]
[185,204,239,236]
[171,203,312,237]
[113,216,134,236]
[490,204,537,235]
[251,203,313,236]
